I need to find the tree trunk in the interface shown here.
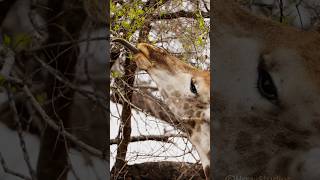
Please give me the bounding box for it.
[36,1,87,179]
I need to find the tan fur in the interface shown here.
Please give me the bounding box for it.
[215,0,320,88]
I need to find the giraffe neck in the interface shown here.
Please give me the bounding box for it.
[160,88,211,179]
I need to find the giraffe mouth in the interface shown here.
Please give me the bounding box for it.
[111,38,153,70]
[134,43,166,70]
[136,43,179,73]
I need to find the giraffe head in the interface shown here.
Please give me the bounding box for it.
[134,43,211,178]
[213,0,320,179]
[134,43,210,110]
[112,38,210,178]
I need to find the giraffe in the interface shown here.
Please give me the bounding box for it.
[213,0,320,179]
[112,38,211,179]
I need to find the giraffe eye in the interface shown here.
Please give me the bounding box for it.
[190,79,198,95]
[257,62,278,101]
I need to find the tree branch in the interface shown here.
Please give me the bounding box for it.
[21,85,104,159]
[0,152,31,180]
[110,134,187,145]
[152,10,209,20]
[6,88,37,180]
[111,90,189,133]
[111,56,136,179]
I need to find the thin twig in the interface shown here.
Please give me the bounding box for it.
[110,134,187,145]
[22,85,104,159]
[32,55,108,111]
[0,151,32,180]
[278,0,284,23]
[27,37,109,52]
[6,87,37,180]
[295,0,304,29]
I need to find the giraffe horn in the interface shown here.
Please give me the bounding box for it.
[112,38,140,54]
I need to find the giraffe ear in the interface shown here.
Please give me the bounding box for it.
[133,53,152,70]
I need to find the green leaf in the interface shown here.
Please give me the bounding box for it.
[110,2,116,13]
[111,71,122,78]
[114,24,120,31]
[136,9,144,16]
[159,11,165,18]
[199,18,205,30]
[128,53,133,60]
[118,9,124,17]
[3,34,11,47]
[126,32,133,39]
[197,36,203,46]
[13,33,32,49]
[10,86,17,93]
[35,93,47,105]
[0,75,5,86]
[122,21,130,29]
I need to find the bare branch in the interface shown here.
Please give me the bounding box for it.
[0,151,32,180]
[110,134,187,145]
[27,36,109,52]
[6,88,37,180]
[111,90,186,132]
[112,56,136,179]
[152,10,209,20]
[21,85,104,159]
[31,55,108,111]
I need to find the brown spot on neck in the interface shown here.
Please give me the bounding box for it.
[185,120,196,136]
